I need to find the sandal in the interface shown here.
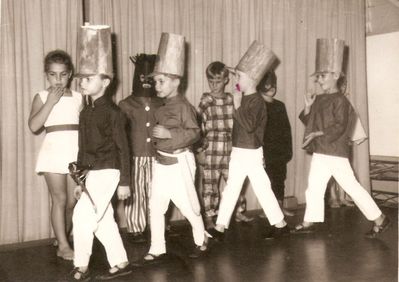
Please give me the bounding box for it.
[57,248,74,261]
[71,268,91,281]
[96,264,132,280]
[365,216,391,238]
[291,223,316,234]
[235,213,254,223]
[131,253,169,267]
[340,200,355,207]
[329,202,341,209]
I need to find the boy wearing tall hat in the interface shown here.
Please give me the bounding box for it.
[118,54,163,243]
[71,24,132,280]
[292,38,390,237]
[134,33,208,265]
[208,41,289,241]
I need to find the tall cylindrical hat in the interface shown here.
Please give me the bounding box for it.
[312,38,345,76]
[231,41,276,84]
[151,33,185,77]
[76,24,113,78]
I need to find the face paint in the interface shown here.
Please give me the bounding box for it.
[235,83,241,92]
[131,54,157,97]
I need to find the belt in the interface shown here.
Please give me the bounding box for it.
[156,148,191,165]
[45,124,79,133]
[163,148,191,155]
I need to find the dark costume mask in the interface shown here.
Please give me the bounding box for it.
[130,54,157,97]
[257,70,277,93]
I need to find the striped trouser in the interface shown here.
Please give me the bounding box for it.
[124,156,154,233]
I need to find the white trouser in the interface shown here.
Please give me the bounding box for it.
[149,151,205,255]
[73,169,128,267]
[304,153,382,222]
[216,147,284,227]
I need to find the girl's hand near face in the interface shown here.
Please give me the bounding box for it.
[46,86,64,106]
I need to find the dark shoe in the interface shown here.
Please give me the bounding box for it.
[165,225,180,237]
[131,253,169,267]
[188,244,209,258]
[291,223,316,234]
[127,232,147,244]
[71,268,91,281]
[264,225,290,240]
[207,228,225,242]
[96,264,132,280]
[365,216,391,239]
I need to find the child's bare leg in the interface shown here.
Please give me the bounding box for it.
[235,195,254,222]
[44,173,74,259]
[66,175,77,237]
[328,181,340,208]
[338,187,354,206]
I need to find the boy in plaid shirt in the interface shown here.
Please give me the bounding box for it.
[197,61,253,228]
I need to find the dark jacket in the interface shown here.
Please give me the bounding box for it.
[78,95,130,186]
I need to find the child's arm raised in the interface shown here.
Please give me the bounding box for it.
[28,87,64,133]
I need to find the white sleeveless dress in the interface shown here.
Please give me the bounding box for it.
[35,90,82,174]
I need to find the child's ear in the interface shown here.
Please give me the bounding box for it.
[333,72,340,80]
[172,77,181,88]
[102,78,111,88]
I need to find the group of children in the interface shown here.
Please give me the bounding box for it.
[29,24,390,281]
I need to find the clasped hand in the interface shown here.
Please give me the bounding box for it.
[152,125,172,139]
[117,185,131,200]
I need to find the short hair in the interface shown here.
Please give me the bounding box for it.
[44,50,74,74]
[206,61,229,79]
[256,70,277,92]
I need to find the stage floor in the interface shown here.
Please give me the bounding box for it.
[0,205,397,282]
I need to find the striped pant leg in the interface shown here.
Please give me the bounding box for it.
[125,156,153,233]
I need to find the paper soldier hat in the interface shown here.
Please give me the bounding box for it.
[229,41,276,84]
[76,24,113,78]
[312,38,345,76]
[150,33,185,77]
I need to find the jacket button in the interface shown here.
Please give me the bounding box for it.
[146,138,151,143]
[146,122,150,127]
[145,106,150,111]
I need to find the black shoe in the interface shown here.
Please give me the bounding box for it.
[207,228,224,242]
[264,225,290,240]
[165,226,180,237]
[365,216,391,239]
[189,245,208,258]
[70,268,91,281]
[127,232,147,244]
[96,265,132,280]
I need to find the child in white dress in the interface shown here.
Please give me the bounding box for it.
[28,50,82,260]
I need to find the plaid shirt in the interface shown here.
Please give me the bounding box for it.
[197,93,234,153]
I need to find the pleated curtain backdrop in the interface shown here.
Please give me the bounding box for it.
[0,0,370,244]
[0,0,82,244]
